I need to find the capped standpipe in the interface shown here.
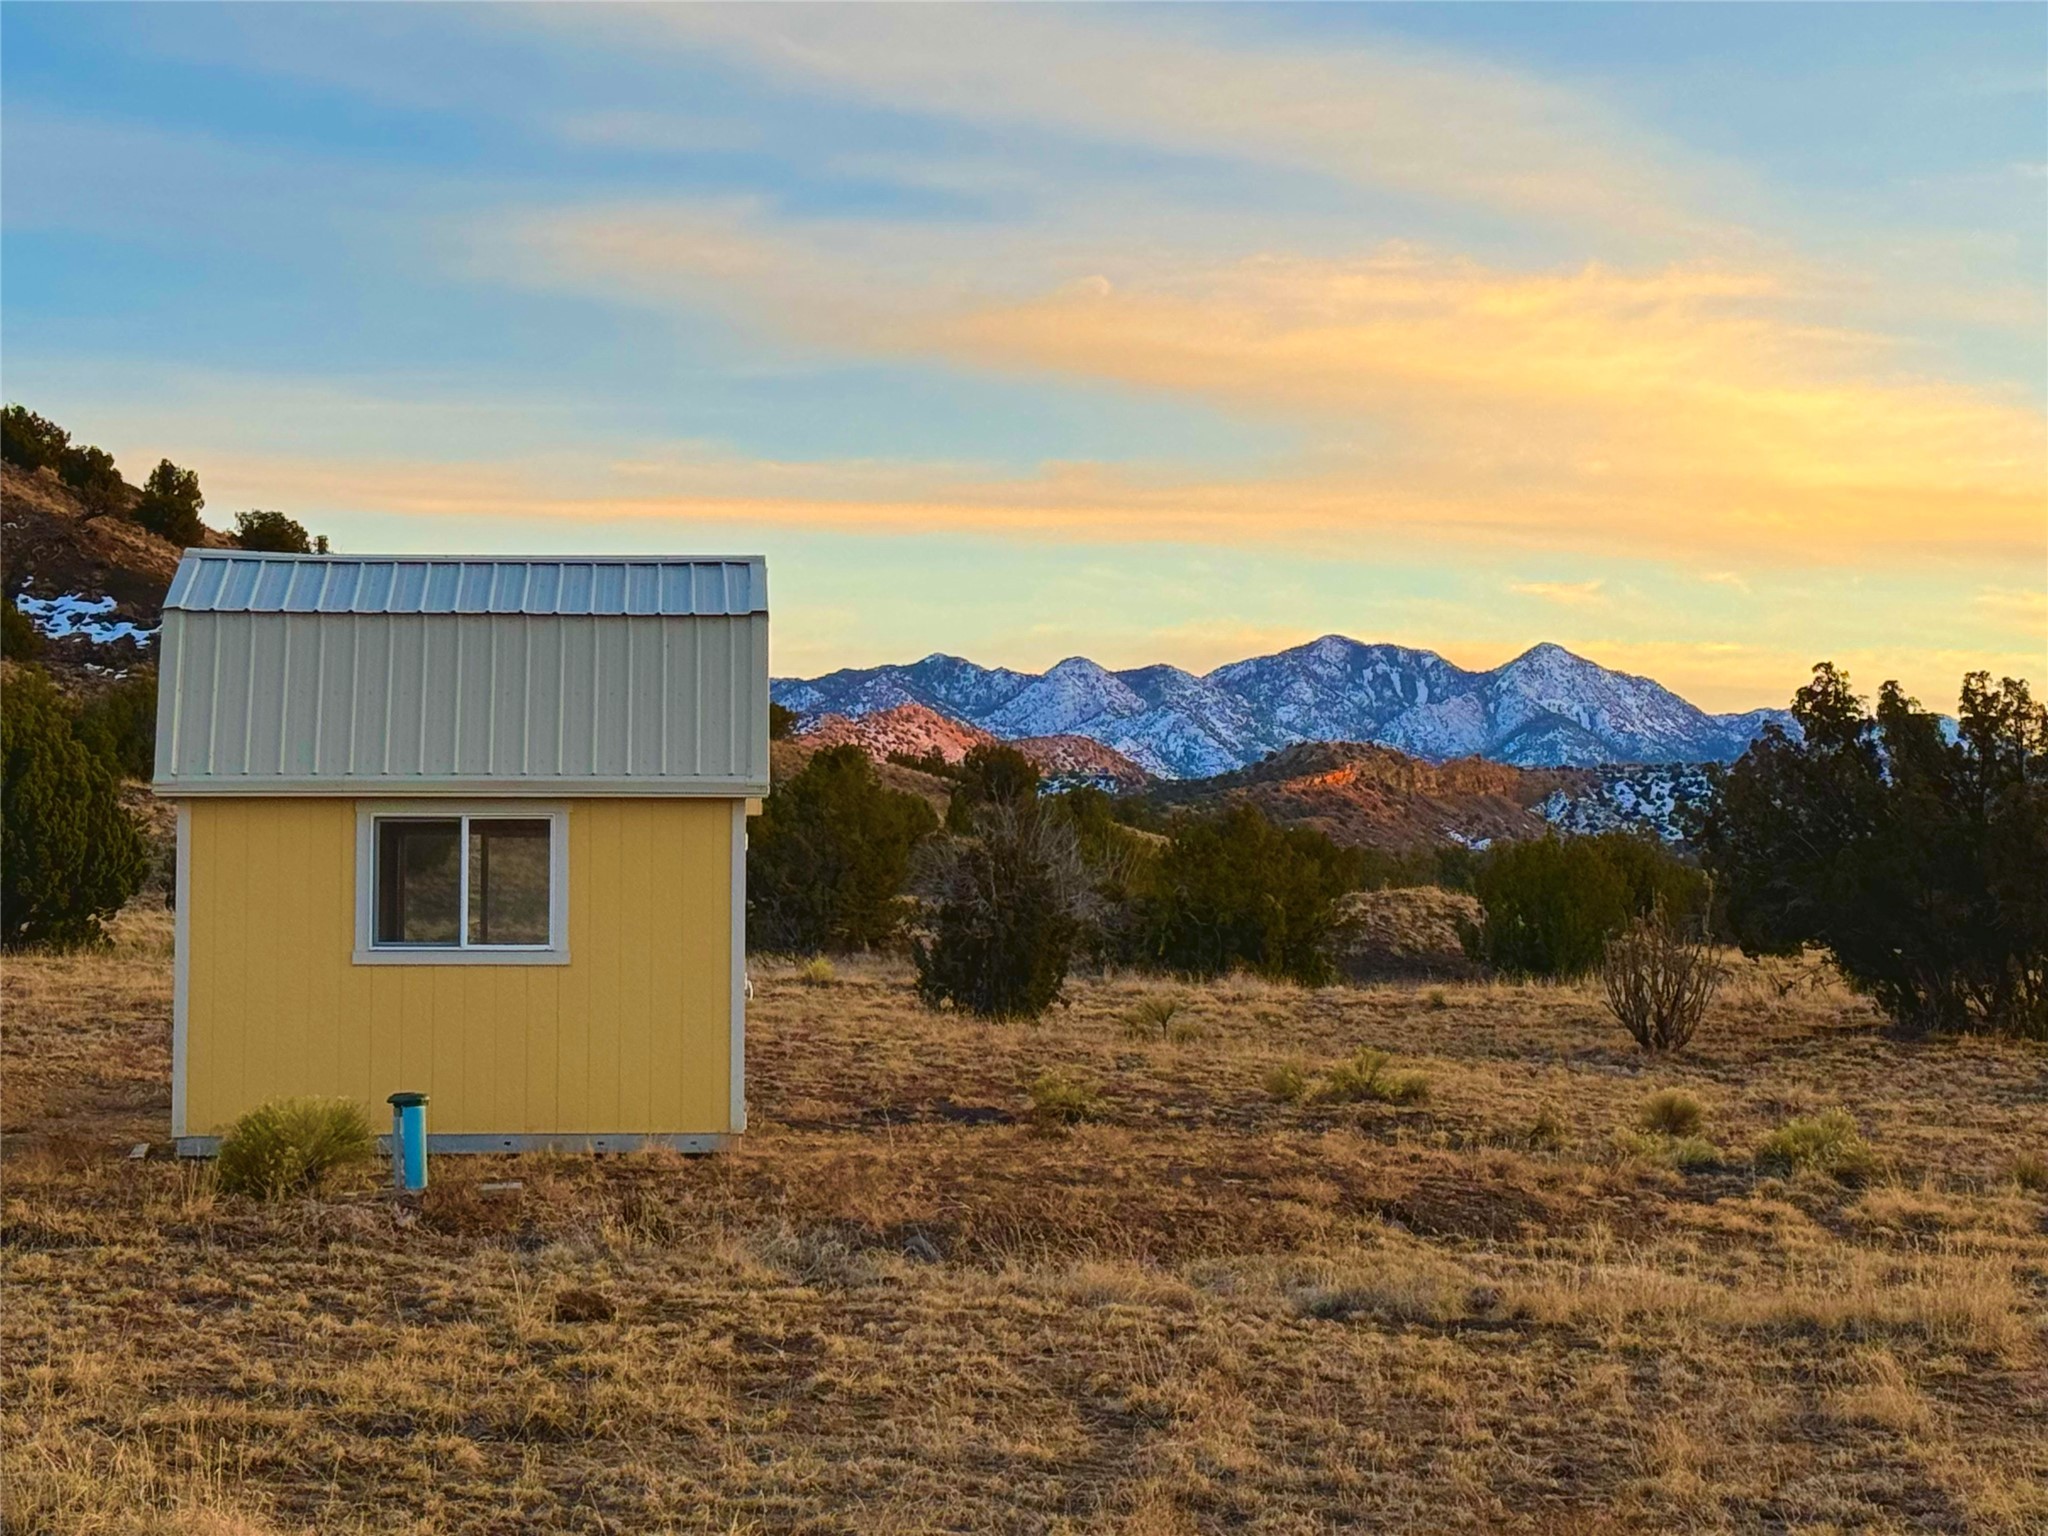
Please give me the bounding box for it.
[387,1091,429,1191]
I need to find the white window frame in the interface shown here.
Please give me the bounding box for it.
[353,801,570,966]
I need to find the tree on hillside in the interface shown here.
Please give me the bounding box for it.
[1697,664,2046,1038]
[945,741,1040,832]
[1,668,150,948]
[914,798,1088,1020]
[232,509,328,554]
[768,701,799,741]
[1,405,69,472]
[1139,803,1360,984]
[135,459,205,546]
[59,445,125,520]
[747,744,938,952]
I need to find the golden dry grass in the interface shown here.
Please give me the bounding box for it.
[4,925,2046,1533]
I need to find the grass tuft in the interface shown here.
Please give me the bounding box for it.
[2010,1151,2048,1193]
[797,956,838,988]
[1639,1089,1705,1138]
[1262,1061,1309,1103]
[1122,993,1186,1040]
[1313,1048,1430,1106]
[1755,1108,1876,1183]
[1027,1071,1102,1128]
[215,1096,377,1200]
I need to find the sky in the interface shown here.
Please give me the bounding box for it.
[3,2,2043,709]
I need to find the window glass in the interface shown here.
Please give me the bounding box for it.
[467,818,552,946]
[375,819,460,945]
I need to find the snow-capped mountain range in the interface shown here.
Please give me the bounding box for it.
[773,636,1797,780]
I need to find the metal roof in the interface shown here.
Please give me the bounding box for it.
[153,551,770,797]
[164,551,768,618]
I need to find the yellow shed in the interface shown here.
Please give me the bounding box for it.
[152,551,769,1154]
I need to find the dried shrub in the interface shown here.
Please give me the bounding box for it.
[1755,1109,1876,1183]
[1526,1106,1567,1151]
[1601,903,1721,1052]
[797,956,837,988]
[215,1096,377,1200]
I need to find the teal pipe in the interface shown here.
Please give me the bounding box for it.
[388,1091,429,1191]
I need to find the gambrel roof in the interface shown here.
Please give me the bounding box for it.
[154,551,770,797]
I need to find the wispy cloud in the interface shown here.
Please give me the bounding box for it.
[495,214,2045,572]
[1511,579,1607,607]
[545,6,1722,239]
[1973,585,2048,635]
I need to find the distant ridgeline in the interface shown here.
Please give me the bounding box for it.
[774,637,1798,780]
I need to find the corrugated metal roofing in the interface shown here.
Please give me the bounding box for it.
[153,551,770,796]
[164,551,767,617]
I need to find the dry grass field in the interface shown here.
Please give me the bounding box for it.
[4,908,2046,1534]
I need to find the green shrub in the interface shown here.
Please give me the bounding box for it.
[1027,1071,1100,1128]
[134,459,205,546]
[232,509,326,553]
[1754,1109,1875,1182]
[915,801,1085,1020]
[1473,832,1706,979]
[767,701,800,741]
[1639,1089,1705,1138]
[747,744,938,953]
[215,1097,377,1200]
[1,669,149,948]
[1,600,41,661]
[1139,804,1359,984]
[1699,665,2047,1039]
[74,669,157,781]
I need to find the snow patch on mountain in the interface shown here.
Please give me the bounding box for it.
[1537,764,1719,843]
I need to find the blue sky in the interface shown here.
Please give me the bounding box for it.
[3,2,2042,705]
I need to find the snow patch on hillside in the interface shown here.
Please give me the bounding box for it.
[14,593,157,646]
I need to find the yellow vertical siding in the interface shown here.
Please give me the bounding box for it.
[180,798,736,1138]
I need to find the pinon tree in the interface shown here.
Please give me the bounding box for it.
[1697,664,2047,1039]
[747,744,938,953]
[914,798,1088,1020]
[135,459,205,545]
[1,669,150,948]
[1139,803,1360,984]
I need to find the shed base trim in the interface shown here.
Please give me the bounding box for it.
[176,1133,736,1158]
